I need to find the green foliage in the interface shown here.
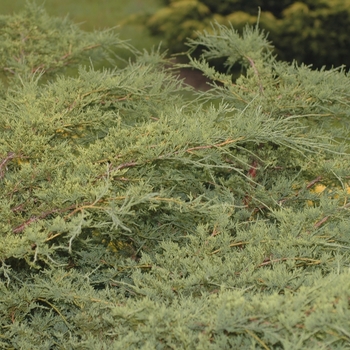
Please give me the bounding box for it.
[0,2,133,80]
[1,4,350,348]
[146,0,350,68]
[272,0,350,68]
[159,0,299,15]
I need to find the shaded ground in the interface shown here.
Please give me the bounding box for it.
[177,67,212,91]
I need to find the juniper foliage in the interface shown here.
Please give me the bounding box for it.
[0,1,133,81]
[1,5,350,349]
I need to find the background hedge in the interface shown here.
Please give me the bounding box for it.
[146,0,350,69]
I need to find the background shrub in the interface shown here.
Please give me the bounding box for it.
[147,0,350,68]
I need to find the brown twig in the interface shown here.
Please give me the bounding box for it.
[0,152,16,179]
[97,138,243,180]
[256,257,321,268]
[12,203,84,234]
[112,161,138,172]
[185,137,245,154]
[314,216,330,228]
[210,241,250,255]
[12,216,39,234]
[245,56,264,95]
[306,176,322,189]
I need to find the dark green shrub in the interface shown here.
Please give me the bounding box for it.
[147,0,350,68]
[274,1,350,68]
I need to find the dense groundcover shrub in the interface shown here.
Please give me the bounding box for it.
[146,0,350,68]
[1,4,350,349]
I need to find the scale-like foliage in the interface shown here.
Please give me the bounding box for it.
[1,4,350,349]
[0,1,132,81]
